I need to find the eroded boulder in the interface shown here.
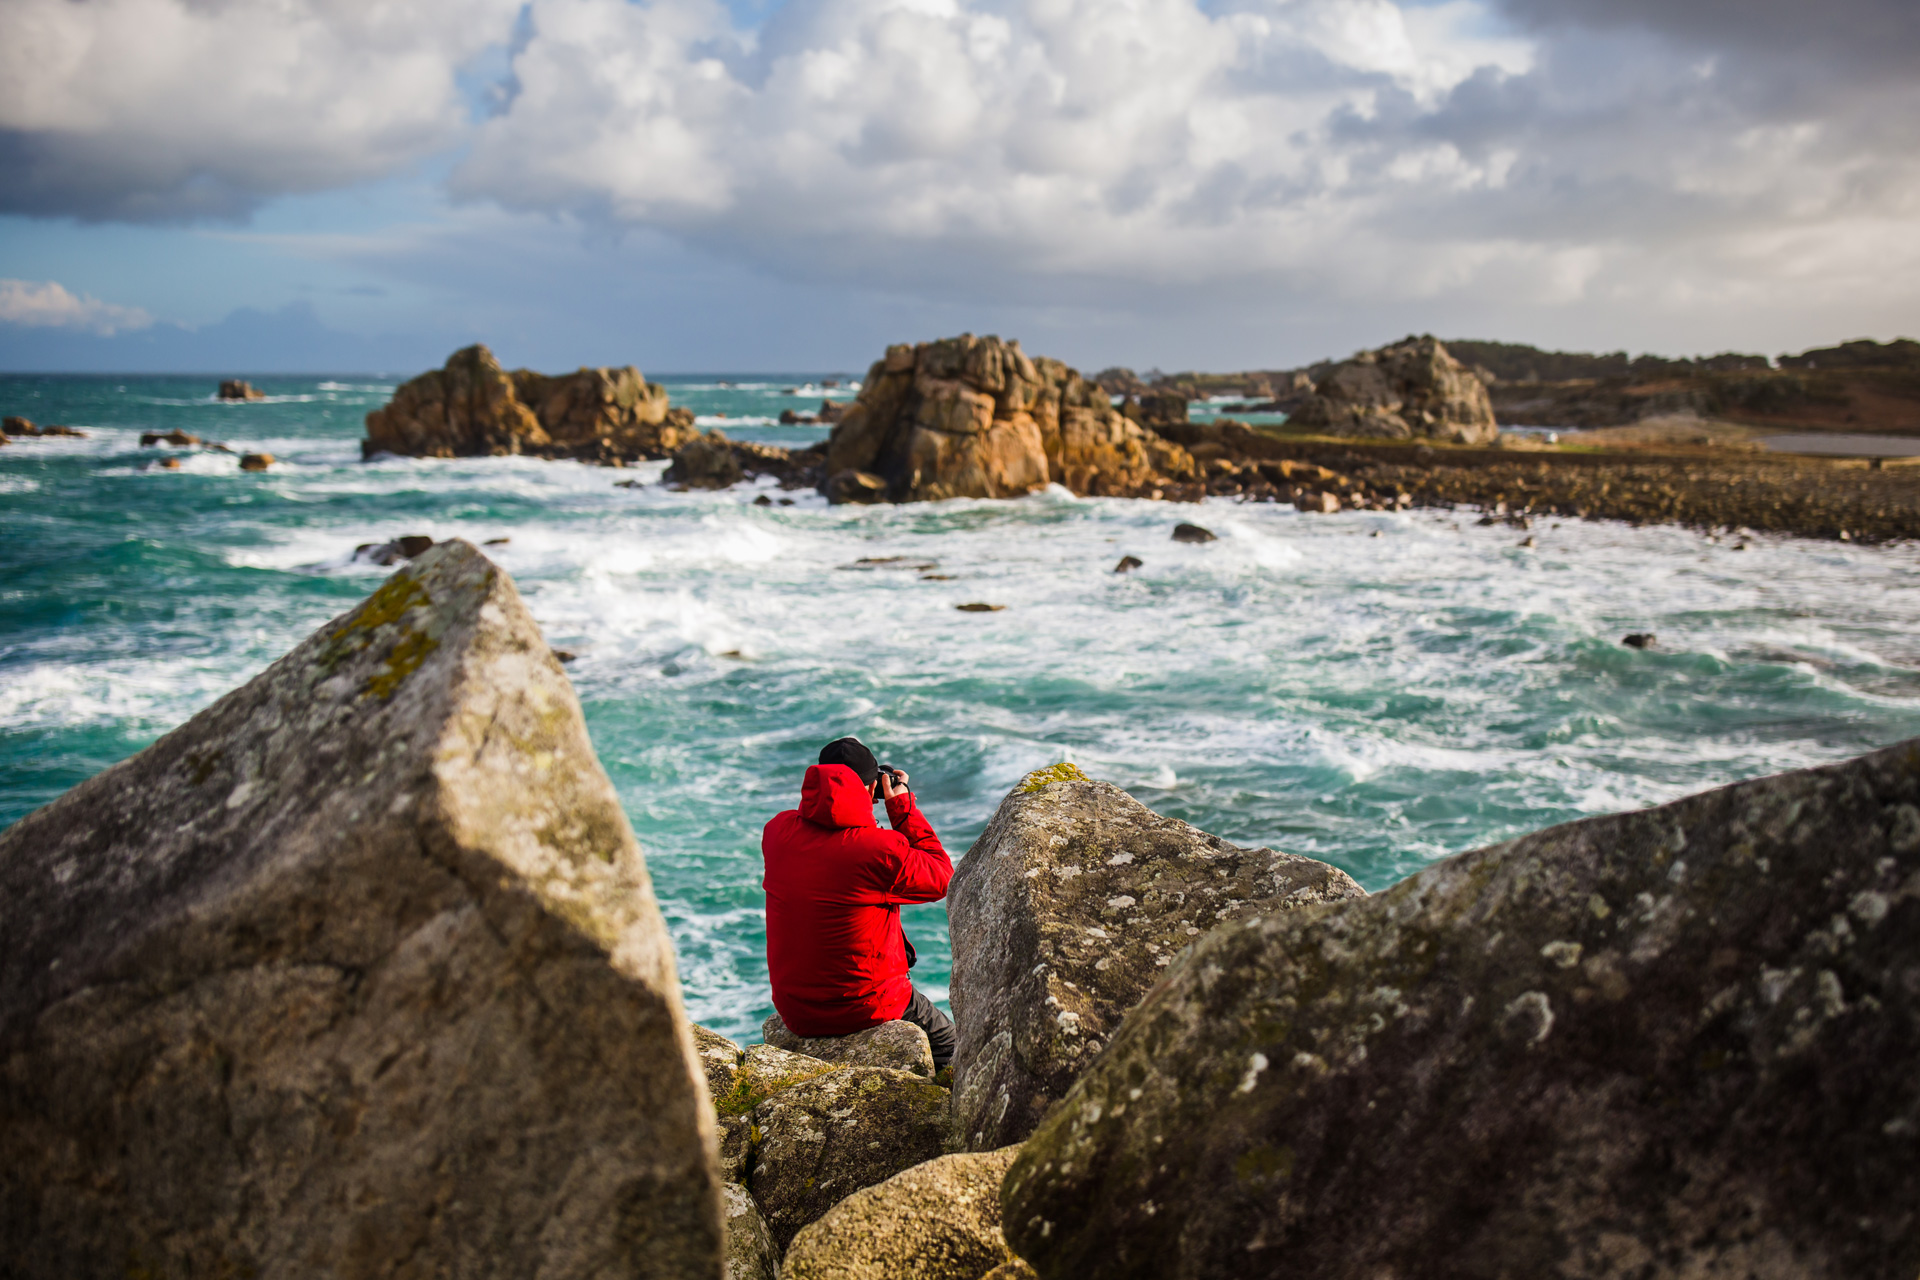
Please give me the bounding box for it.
[363,344,698,463]
[1004,739,1920,1280]
[763,1011,935,1078]
[0,541,723,1278]
[947,764,1364,1152]
[1290,335,1497,444]
[667,431,745,490]
[822,335,1197,503]
[781,1146,1025,1280]
[749,1066,951,1249]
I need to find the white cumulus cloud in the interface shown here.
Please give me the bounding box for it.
[0,0,525,220]
[0,280,152,334]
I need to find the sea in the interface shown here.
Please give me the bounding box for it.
[4,373,1919,1042]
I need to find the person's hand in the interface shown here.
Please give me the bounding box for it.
[878,769,910,800]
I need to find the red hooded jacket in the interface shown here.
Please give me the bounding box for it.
[762,763,952,1035]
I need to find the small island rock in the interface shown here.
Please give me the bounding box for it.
[1171,522,1216,543]
[1289,335,1498,444]
[238,452,273,471]
[217,379,265,401]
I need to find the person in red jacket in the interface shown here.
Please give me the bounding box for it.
[762,736,955,1068]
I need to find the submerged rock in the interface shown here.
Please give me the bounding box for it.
[354,534,435,565]
[238,452,273,471]
[667,430,746,490]
[822,334,1197,503]
[749,1066,951,1249]
[362,344,698,463]
[1290,336,1498,444]
[0,540,723,1278]
[1171,522,1215,543]
[1005,738,1920,1279]
[763,1012,935,1078]
[139,429,199,446]
[781,1146,1025,1280]
[947,764,1364,1152]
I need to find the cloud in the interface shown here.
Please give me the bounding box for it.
[436,0,1919,323]
[0,279,151,334]
[0,0,524,221]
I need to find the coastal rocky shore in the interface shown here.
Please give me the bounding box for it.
[1,549,1916,1276]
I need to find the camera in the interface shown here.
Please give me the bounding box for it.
[877,765,906,790]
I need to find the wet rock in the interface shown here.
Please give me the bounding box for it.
[1297,491,1341,514]
[823,335,1196,503]
[724,1182,780,1280]
[353,534,435,566]
[238,452,273,471]
[764,1012,935,1078]
[956,603,1005,613]
[551,650,576,664]
[362,344,698,462]
[827,469,890,504]
[1623,632,1657,649]
[1005,738,1920,1280]
[2,418,86,438]
[947,764,1364,1153]
[754,494,774,506]
[1290,336,1498,445]
[217,380,265,401]
[749,1067,951,1250]
[139,430,199,447]
[0,541,723,1278]
[1113,555,1143,573]
[2,416,31,435]
[667,430,745,490]
[483,536,510,545]
[1171,522,1216,543]
[780,1146,1024,1280]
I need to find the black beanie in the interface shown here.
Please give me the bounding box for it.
[818,737,880,787]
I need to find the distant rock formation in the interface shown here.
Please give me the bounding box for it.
[822,335,1199,503]
[1288,336,1498,443]
[217,379,265,401]
[946,764,1363,1153]
[362,344,699,464]
[1004,737,1920,1279]
[0,541,723,1277]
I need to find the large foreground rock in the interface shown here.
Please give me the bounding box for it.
[749,1066,950,1249]
[363,343,698,463]
[764,1011,935,1077]
[1005,739,1920,1279]
[948,764,1363,1151]
[0,541,723,1278]
[1290,335,1498,444]
[781,1146,1025,1280]
[823,334,1197,503]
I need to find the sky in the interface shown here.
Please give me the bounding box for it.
[0,0,1915,374]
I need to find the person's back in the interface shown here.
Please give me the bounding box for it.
[762,737,955,1067]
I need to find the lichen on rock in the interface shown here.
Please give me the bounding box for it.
[1004,737,1920,1279]
[947,766,1364,1152]
[0,540,723,1278]
[780,1145,1026,1280]
[749,1066,952,1250]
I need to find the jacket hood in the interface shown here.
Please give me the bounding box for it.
[799,763,877,829]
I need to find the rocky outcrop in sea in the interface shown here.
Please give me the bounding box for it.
[1287,335,1498,444]
[819,334,1200,503]
[362,344,699,464]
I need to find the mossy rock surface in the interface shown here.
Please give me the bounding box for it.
[1005,738,1920,1279]
[947,765,1363,1151]
[749,1066,952,1250]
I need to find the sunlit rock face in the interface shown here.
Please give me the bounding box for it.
[1291,335,1499,444]
[0,541,723,1280]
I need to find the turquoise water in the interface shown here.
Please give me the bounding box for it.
[5,373,1920,1041]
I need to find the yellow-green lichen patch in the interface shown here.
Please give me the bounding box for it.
[362,627,441,701]
[316,572,434,677]
[1020,762,1090,793]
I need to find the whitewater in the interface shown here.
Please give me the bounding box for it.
[4,373,1919,1041]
